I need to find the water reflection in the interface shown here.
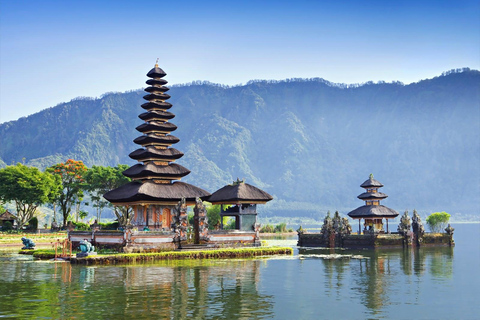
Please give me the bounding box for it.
[0,259,273,319]
[298,246,454,317]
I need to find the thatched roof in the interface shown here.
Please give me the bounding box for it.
[123,163,190,179]
[136,121,177,133]
[147,66,166,78]
[129,147,184,161]
[143,93,171,101]
[208,182,273,204]
[103,181,210,204]
[360,176,384,188]
[357,192,388,200]
[141,101,173,110]
[139,111,175,121]
[144,86,169,93]
[0,211,16,220]
[347,205,399,219]
[133,134,180,146]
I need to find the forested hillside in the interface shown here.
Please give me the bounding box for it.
[1,69,479,218]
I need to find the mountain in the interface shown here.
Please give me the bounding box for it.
[1,69,479,218]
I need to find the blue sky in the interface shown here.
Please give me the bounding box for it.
[1,0,479,122]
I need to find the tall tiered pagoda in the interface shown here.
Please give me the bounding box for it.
[104,63,210,230]
[347,174,398,234]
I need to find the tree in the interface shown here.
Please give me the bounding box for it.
[426,211,451,233]
[84,164,131,223]
[205,203,221,227]
[0,164,59,229]
[47,159,88,227]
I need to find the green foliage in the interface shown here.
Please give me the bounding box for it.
[99,222,119,230]
[78,210,89,220]
[274,223,287,233]
[0,205,5,214]
[260,223,289,233]
[426,212,451,233]
[27,217,38,231]
[260,224,274,233]
[72,221,90,231]
[0,163,59,229]
[223,217,236,230]
[73,247,294,264]
[187,212,194,225]
[84,164,131,223]
[206,203,221,227]
[2,221,13,231]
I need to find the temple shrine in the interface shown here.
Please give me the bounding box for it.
[208,179,273,231]
[347,174,399,233]
[103,63,210,230]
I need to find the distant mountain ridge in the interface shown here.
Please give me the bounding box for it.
[1,69,479,217]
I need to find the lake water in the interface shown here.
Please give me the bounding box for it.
[0,224,478,319]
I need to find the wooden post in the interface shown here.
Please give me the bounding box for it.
[358,219,361,235]
[386,219,389,233]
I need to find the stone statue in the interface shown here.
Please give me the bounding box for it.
[445,224,455,235]
[254,223,261,241]
[79,239,95,253]
[445,224,455,246]
[193,197,209,243]
[21,237,35,249]
[320,211,334,240]
[397,210,411,236]
[172,197,188,241]
[412,209,425,242]
[51,221,59,231]
[341,218,352,235]
[333,211,342,234]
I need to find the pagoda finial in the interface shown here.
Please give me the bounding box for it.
[155,58,159,68]
[369,173,374,180]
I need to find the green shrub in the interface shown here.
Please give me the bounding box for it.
[260,224,274,233]
[426,211,451,233]
[73,221,90,231]
[274,223,287,233]
[98,222,119,230]
[206,204,221,227]
[27,217,38,232]
[2,221,13,231]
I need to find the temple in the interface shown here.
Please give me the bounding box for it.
[208,179,273,231]
[103,63,210,230]
[347,174,399,234]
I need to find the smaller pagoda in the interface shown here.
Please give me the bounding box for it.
[208,179,273,231]
[347,174,399,234]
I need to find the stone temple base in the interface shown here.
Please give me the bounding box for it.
[76,252,98,258]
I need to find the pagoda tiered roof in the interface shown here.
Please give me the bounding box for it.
[123,163,190,180]
[347,175,398,219]
[357,192,388,200]
[104,63,210,205]
[138,111,175,121]
[135,121,177,133]
[133,134,180,146]
[347,205,398,218]
[104,181,210,205]
[360,176,384,188]
[129,147,184,162]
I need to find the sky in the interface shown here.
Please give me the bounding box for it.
[0,0,479,123]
